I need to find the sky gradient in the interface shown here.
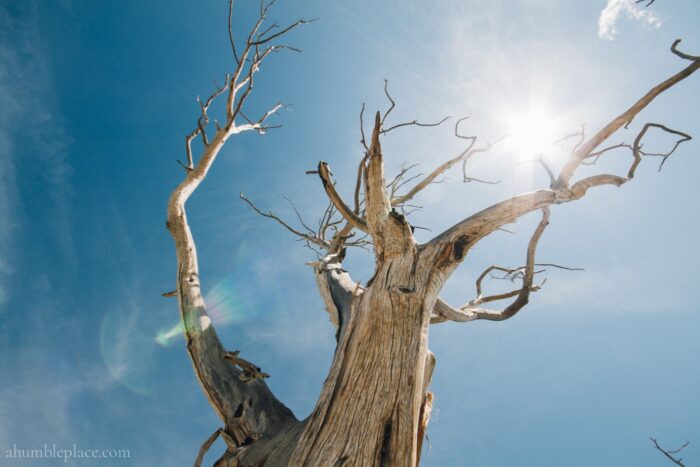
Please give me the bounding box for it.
[1,0,699,465]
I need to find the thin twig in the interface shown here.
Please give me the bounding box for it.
[650,437,688,467]
[381,116,451,135]
[381,79,396,126]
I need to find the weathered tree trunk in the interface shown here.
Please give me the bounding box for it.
[286,115,456,466]
[291,256,433,465]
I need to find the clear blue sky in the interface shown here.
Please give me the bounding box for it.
[1,1,699,466]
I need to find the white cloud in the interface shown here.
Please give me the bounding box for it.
[598,0,662,40]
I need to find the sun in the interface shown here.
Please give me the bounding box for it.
[503,104,561,158]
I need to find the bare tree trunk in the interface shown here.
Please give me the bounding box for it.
[292,256,434,465]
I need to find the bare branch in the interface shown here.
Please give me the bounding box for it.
[329,221,370,254]
[240,193,330,248]
[581,122,690,175]
[631,123,691,176]
[387,163,420,198]
[178,157,194,173]
[359,103,369,151]
[671,39,699,61]
[462,135,507,184]
[194,428,224,467]
[228,0,240,64]
[554,124,585,150]
[554,42,700,188]
[381,79,396,126]
[389,118,487,206]
[536,156,556,185]
[462,176,501,185]
[431,207,551,323]
[381,116,451,135]
[582,142,630,166]
[224,350,270,383]
[169,4,312,429]
[471,263,582,306]
[185,128,200,170]
[251,18,316,47]
[454,116,478,146]
[190,76,231,154]
[317,161,369,232]
[284,196,317,235]
[430,172,627,255]
[650,437,688,466]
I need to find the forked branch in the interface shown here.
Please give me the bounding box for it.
[554,39,700,188]
[650,437,689,467]
[431,207,551,323]
[431,41,698,257]
[630,123,691,176]
[470,262,582,306]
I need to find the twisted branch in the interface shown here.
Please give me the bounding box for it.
[431,207,552,323]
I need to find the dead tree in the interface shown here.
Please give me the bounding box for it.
[166,2,699,465]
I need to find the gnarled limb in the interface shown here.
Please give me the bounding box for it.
[318,161,369,232]
[428,173,626,263]
[169,130,296,440]
[167,1,311,456]
[431,208,551,323]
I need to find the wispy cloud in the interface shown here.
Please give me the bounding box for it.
[0,4,74,310]
[598,0,661,41]
[0,9,20,308]
[0,347,116,450]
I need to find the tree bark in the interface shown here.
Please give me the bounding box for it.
[285,117,448,466]
[290,249,440,466]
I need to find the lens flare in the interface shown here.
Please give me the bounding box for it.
[154,275,245,347]
[155,321,184,347]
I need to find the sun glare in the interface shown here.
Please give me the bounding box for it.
[504,105,560,158]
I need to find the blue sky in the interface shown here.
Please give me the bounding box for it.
[1,0,699,466]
